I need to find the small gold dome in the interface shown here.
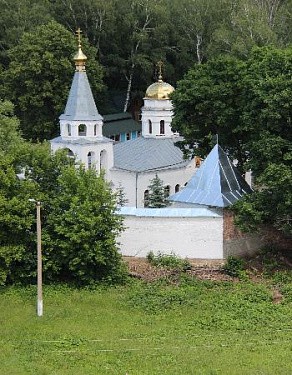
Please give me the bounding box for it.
[74,28,87,71]
[145,79,174,100]
[74,46,87,71]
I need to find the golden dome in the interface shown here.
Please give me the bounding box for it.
[145,79,175,100]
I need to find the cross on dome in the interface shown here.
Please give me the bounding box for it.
[73,27,87,72]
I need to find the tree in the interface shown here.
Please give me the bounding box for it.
[146,174,170,208]
[171,55,248,169]
[44,168,126,284]
[0,0,52,67]
[0,102,126,284]
[2,20,104,141]
[172,46,292,234]
[116,182,128,207]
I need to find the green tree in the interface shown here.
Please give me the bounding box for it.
[172,46,292,234]
[2,20,104,141]
[0,0,52,67]
[0,102,126,284]
[171,55,248,169]
[146,174,170,208]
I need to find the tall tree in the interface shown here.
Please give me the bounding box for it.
[0,0,52,67]
[172,46,292,234]
[171,55,248,169]
[2,20,104,141]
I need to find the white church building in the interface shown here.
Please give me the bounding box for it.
[51,35,197,207]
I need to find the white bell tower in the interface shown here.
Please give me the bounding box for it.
[50,28,113,177]
[141,61,177,138]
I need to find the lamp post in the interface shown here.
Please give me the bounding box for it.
[29,199,43,317]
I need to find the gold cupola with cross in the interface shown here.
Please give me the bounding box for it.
[145,61,174,100]
[74,28,87,72]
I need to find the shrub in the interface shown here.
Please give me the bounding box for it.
[146,251,191,271]
[222,256,245,278]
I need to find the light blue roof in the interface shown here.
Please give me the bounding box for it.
[59,71,103,122]
[113,137,189,172]
[117,206,222,217]
[169,144,252,207]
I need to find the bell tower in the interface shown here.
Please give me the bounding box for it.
[50,28,113,176]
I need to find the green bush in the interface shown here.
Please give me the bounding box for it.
[222,256,245,278]
[147,251,191,271]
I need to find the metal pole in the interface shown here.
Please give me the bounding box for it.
[36,201,43,317]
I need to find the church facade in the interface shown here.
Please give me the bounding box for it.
[51,36,197,207]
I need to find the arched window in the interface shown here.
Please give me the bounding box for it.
[67,124,71,136]
[160,120,165,135]
[87,152,94,169]
[65,148,74,159]
[164,185,170,198]
[148,120,152,134]
[100,150,107,171]
[94,124,98,136]
[175,184,180,193]
[78,124,87,136]
[144,190,149,207]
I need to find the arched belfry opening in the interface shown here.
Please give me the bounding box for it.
[78,124,87,136]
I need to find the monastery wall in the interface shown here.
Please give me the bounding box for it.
[118,214,224,259]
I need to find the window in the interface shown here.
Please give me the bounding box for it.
[160,120,165,135]
[164,185,170,198]
[137,131,142,137]
[87,152,93,169]
[67,124,71,136]
[78,124,86,136]
[65,148,74,158]
[126,132,131,140]
[114,134,120,142]
[148,120,152,134]
[144,190,149,207]
[175,184,180,193]
[100,150,107,171]
[94,124,98,136]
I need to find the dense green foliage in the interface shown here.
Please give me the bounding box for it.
[0,273,291,373]
[145,174,170,208]
[0,101,125,285]
[1,20,103,141]
[172,46,292,234]
[1,0,292,118]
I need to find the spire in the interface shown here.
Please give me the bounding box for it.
[73,28,87,72]
[59,27,102,122]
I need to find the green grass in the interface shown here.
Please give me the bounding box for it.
[0,276,291,375]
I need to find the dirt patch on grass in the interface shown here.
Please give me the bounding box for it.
[124,257,233,282]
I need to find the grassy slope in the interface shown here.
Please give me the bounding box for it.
[0,277,291,375]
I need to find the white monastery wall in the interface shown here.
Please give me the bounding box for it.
[118,215,224,259]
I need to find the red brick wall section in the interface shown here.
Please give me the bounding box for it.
[223,209,244,240]
[223,209,292,251]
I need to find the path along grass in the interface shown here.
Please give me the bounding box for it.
[0,276,291,375]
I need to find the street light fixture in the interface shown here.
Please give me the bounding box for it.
[29,199,43,317]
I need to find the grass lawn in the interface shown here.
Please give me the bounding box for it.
[0,275,291,375]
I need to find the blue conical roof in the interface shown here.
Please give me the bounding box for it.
[59,71,103,121]
[169,144,252,207]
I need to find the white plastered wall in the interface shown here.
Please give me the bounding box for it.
[118,216,224,259]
